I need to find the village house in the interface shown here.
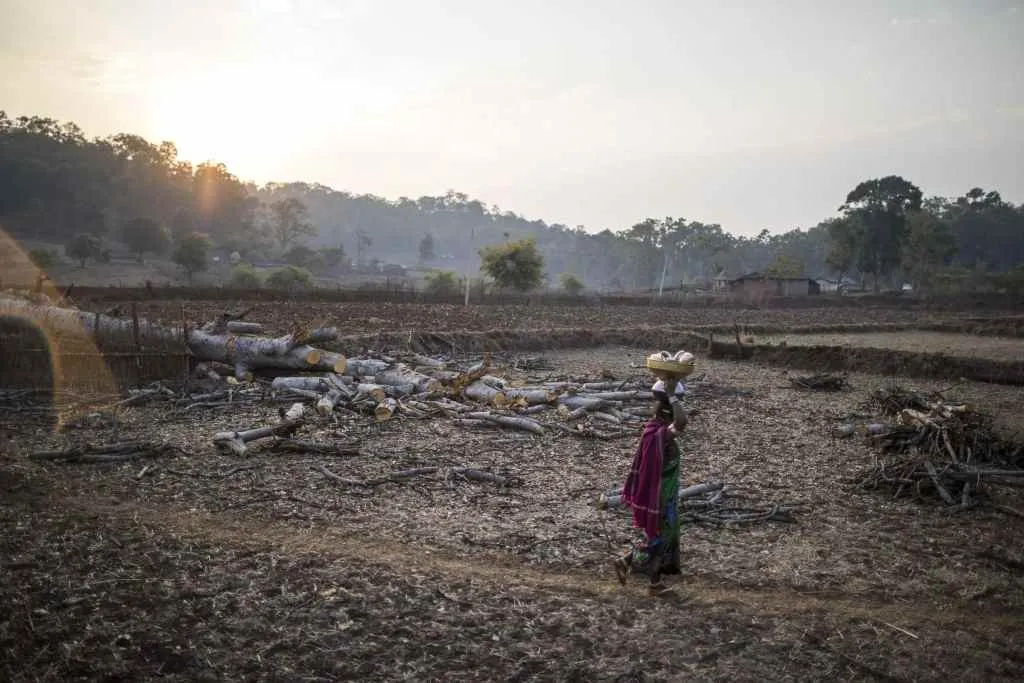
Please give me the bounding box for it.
[712,269,731,293]
[729,272,821,299]
[815,276,861,294]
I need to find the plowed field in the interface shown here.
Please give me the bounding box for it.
[3,342,1023,681]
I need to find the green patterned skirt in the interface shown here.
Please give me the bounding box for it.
[627,445,681,575]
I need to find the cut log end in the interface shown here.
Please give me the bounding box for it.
[304,349,322,366]
[374,398,398,422]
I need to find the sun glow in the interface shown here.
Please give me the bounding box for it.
[149,65,297,177]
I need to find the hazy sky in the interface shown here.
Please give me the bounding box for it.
[2,0,1022,235]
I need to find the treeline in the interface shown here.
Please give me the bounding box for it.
[1,111,1022,291]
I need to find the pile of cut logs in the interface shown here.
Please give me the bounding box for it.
[0,296,689,454]
[217,351,682,455]
[846,386,1024,510]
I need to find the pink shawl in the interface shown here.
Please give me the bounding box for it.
[621,419,667,539]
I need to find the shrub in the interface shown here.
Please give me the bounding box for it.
[228,264,263,289]
[559,273,584,296]
[28,248,58,270]
[478,237,545,292]
[319,246,348,270]
[284,244,323,271]
[423,270,459,296]
[266,265,313,290]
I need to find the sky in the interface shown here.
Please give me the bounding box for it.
[2,0,1022,236]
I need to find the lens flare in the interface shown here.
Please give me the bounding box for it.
[0,229,120,429]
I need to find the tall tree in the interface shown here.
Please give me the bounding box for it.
[901,210,957,292]
[944,188,1023,271]
[838,175,923,291]
[764,254,805,278]
[355,228,372,265]
[120,216,170,262]
[824,217,859,282]
[418,233,436,263]
[269,197,316,252]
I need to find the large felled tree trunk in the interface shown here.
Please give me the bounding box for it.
[0,296,346,379]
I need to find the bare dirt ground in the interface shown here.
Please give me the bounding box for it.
[74,299,987,334]
[760,331,1024,362]
[3,347,1023,681]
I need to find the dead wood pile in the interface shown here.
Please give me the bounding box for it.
[848,386,1024,511]
[7,297,795,531]
[183,348,706,453]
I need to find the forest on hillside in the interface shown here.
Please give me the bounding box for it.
[2,111,1023,292]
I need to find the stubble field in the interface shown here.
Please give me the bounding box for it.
[2,298,1023,681]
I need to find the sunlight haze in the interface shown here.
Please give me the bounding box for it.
[2,0,1022,234]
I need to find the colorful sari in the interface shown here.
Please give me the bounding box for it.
[620,417,682,578]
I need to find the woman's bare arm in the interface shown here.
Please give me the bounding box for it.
[667,395,688,433]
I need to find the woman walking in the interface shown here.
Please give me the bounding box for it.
[615,351,694,596]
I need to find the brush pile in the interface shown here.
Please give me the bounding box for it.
[855,385,1024,509]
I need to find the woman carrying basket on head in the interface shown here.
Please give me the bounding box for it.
[615,350,695,596]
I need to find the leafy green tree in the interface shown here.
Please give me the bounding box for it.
[559,272,584,295]
[479,237,545,292]
[28,248,57,271]
[944,188,1023,271]
[66,233,102,268]
[418,233,436,263]
[284,244,323,271]
[423,269,459,295]
[269,197,316,252]
[169,208,196,240]
[319,245,348,270]
[120,216,170,262]
[991,265,1024,296]
[764,254,805,278]
[824,217,858,280]
[172,232,211,283]
[838,176,923,291]
[228,264,263,289]
[901,210,957,293]
[266,265,313,290]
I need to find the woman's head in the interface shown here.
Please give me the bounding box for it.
[646,350,694,422]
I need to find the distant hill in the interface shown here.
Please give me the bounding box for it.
[3,111,1022,292]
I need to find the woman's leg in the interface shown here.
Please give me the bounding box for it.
[614,551,631,584]
[646,538,665,587]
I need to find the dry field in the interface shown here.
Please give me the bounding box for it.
[2,301,1024,681]
[72,298,991,332]
[759,331,1024,363]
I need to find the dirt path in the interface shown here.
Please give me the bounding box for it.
[68,493,1024,633]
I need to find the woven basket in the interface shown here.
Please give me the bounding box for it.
[645,357,696,377]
